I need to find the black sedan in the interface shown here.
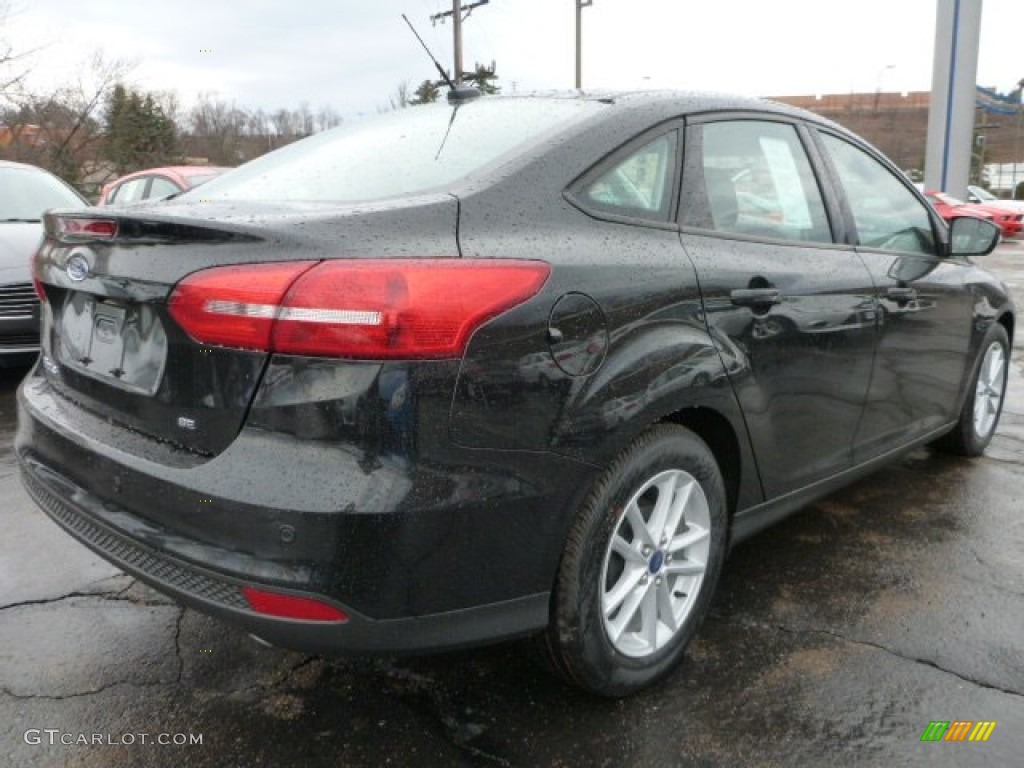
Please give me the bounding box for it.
[16,91,1013,697]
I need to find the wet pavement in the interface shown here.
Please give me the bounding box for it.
[2,243,1023,767]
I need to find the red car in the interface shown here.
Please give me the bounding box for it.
[924,190,1022,238]
[98,166,230,206]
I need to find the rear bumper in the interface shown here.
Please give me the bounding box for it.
[19,457,548,652]
[16,366,597,652]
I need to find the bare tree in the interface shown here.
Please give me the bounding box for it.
[186,93,258,164]
[316,105,342,132]
[383,80,411,112]
[0,1,33,100]
[296,101,314,137]
[2,51,134,189]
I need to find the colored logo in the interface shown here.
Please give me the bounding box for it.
[920,721,997,742]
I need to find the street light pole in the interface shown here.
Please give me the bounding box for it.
[575,0,593,90]
[1014,78,1024,199]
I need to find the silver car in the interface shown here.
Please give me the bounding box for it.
[0,160,88,366]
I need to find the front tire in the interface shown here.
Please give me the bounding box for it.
[935,323,1009,456]
[541,424,727,697]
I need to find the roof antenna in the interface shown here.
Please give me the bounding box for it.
[401,14,481,105]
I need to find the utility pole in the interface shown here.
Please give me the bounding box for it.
[431,0,490,85]
[576,0,593,90]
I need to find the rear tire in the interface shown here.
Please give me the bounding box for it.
[541,424,727,697]
[934,324,1009,457]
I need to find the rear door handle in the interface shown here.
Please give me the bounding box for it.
[887,287,917,303]
[730,288,782,308]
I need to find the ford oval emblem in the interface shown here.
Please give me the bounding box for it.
[66,254,90,282]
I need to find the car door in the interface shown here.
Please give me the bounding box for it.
[812,130,976,459]
[678,116,878,498]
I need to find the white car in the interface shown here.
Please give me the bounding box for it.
[966,185,1024,215]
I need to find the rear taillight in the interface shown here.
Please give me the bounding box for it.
[169,259,550,359]
[55,217,119,239]
[168,261,318,350]
[242,587,349,623]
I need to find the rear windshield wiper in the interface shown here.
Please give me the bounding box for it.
[1,218,41,223]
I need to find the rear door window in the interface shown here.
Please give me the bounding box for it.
[682,120,833,244]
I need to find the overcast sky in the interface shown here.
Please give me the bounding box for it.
[4,0,1021,117]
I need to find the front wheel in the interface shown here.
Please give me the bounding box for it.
[540,424,727,697]
[934,323,1010,456]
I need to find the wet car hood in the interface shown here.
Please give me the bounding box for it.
[0,221,43,281]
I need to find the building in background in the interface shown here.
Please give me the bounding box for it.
[772,87,1024,198]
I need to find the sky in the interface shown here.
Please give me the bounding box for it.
[3,0,1022,118]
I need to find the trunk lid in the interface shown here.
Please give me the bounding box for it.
[34,195,459,456]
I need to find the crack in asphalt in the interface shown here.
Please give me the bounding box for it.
[727,615,1024,700]
[232,654,320,698]
[283,655,319,682]
[173,608,185,684]
[375,661,511,767]
[0,591,171,612]
[232,655,510,765]
[964,547,1024,597]
[0,679,171,702]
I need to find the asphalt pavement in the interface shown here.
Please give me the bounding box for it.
[2,243,1022,767]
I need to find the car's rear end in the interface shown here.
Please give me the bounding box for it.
[988,209,1023,238]
[15,98,609,652]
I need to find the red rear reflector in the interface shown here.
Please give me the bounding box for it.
[56,217,119,239]
[242,587,349,622]
[169,259,550,359]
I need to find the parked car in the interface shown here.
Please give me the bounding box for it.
[924,190,1022,238]
[17,92,1012,697]
[98,165,230,206]
[966,184,1024,215]
[0,160,88,367]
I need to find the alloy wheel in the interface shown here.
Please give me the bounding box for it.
[600,468,711,658]
[973,340,1006,439]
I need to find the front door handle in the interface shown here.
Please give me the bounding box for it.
[730,288,782,308]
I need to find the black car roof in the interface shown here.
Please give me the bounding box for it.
[480,89,845,132]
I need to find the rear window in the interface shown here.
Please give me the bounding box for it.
[183,172,224,188]
[188,98,603,204]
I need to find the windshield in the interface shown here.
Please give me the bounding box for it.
[188,98,603,204]
[0,166,86,220]
[971,186,997,201]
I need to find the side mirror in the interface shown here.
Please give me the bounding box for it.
[948,216,1000,257]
